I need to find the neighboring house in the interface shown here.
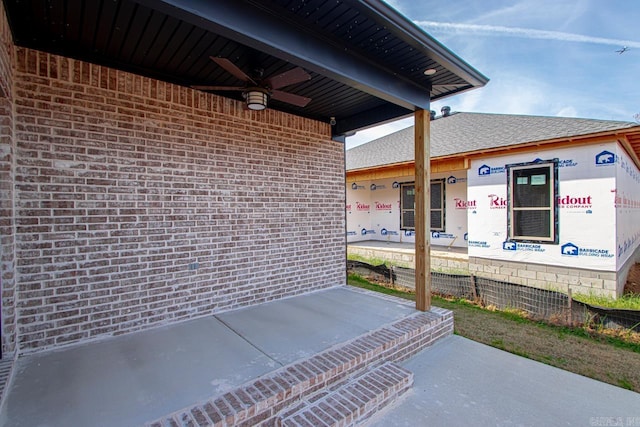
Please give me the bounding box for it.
[346,110,640,297]
[0,1,487,356]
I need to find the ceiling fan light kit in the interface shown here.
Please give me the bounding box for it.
[244,88,269,110]
[192,57,312,111]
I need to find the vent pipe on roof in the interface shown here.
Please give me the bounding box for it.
[430,110,436,120]
[441,106,451,117]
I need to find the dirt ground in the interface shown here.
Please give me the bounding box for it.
[348,277,640,392]
[439,298,640,392]
[351,263,640,392]
[624,263,640,295]
[451,264,640,391]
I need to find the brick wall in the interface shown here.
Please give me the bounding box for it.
[0,0,11,99]
[0,0,16,355]
[8,47,345,353]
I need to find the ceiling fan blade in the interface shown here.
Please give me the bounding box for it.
[191,85,245,91]
[271,90,311,107]
[210,56,256,85]
[266,67,311,89]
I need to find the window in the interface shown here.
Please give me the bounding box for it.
[506,159,558,243]
[430,179,445,231]
[400,183,415,230]
[400,180,445,231]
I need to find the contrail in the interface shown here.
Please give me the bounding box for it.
[416,21,640,49]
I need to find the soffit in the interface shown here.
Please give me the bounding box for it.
[3,0,488,137]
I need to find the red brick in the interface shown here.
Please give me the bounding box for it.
[202,402,223,424]
[5,43,343,352]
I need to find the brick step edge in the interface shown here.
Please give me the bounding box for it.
[0,355,15,404]
[278,361,413,427]
[146,309,452,427]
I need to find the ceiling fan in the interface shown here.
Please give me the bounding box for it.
[192,56,312,110]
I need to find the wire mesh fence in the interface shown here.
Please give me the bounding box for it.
[348,261,640,331]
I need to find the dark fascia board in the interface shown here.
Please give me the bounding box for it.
[132,0,435,112]
[358,0,489,88]
[334,104,413,139]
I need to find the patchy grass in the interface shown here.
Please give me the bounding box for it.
[347,274,411,298]
[347,274,640,392]
[573,292,640,310]
[431,267,471,276]
[346,253,413,269]
[347,254,389,266]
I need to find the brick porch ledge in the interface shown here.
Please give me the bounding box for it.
[147,306,453,426]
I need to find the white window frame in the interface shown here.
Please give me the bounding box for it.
[506,159,558,243]
[400,182,415,230]
[430,179,445,232]
[399,180,445,231]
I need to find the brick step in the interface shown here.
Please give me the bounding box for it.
[278,361,413,427]
[0,355,14,403]
[147,308,452,427]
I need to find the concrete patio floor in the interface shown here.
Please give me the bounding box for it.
[368,335,640,426]
[0,286,416,427]
[0,286,638,426]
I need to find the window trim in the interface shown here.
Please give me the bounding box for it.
[506,159,559,244]
[399,179,446,232]
[400,182,415,231]
[430,178,446,232]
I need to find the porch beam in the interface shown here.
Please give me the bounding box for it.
[414,109,431,311]
[333,104,413,139]
[134,0,431,114]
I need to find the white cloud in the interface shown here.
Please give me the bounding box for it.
[345,7,640,150]
[555,106,578,117]
[347,75,559,149]
[416,21,640,49]
[467,1,588,30]
[432,73,553,116]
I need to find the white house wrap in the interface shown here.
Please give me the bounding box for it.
[346,112,640,297]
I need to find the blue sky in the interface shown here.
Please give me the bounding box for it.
[346,0,640,148]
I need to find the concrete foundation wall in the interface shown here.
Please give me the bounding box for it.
[3,44,345,353]
[348,245,415,268]
[469,257,618,297]
[431,255,470,275]
[349,243,627,297]
[347,245,469,275]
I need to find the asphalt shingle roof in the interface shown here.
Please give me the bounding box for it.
[346,112,639,171]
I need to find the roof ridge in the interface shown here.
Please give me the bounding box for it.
[345,112,640,171]
[443,111,637,125]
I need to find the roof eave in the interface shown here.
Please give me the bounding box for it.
[359,0,490,89]
[346,160,414,175]
[134,0,437,110]
[348,125,640,172]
